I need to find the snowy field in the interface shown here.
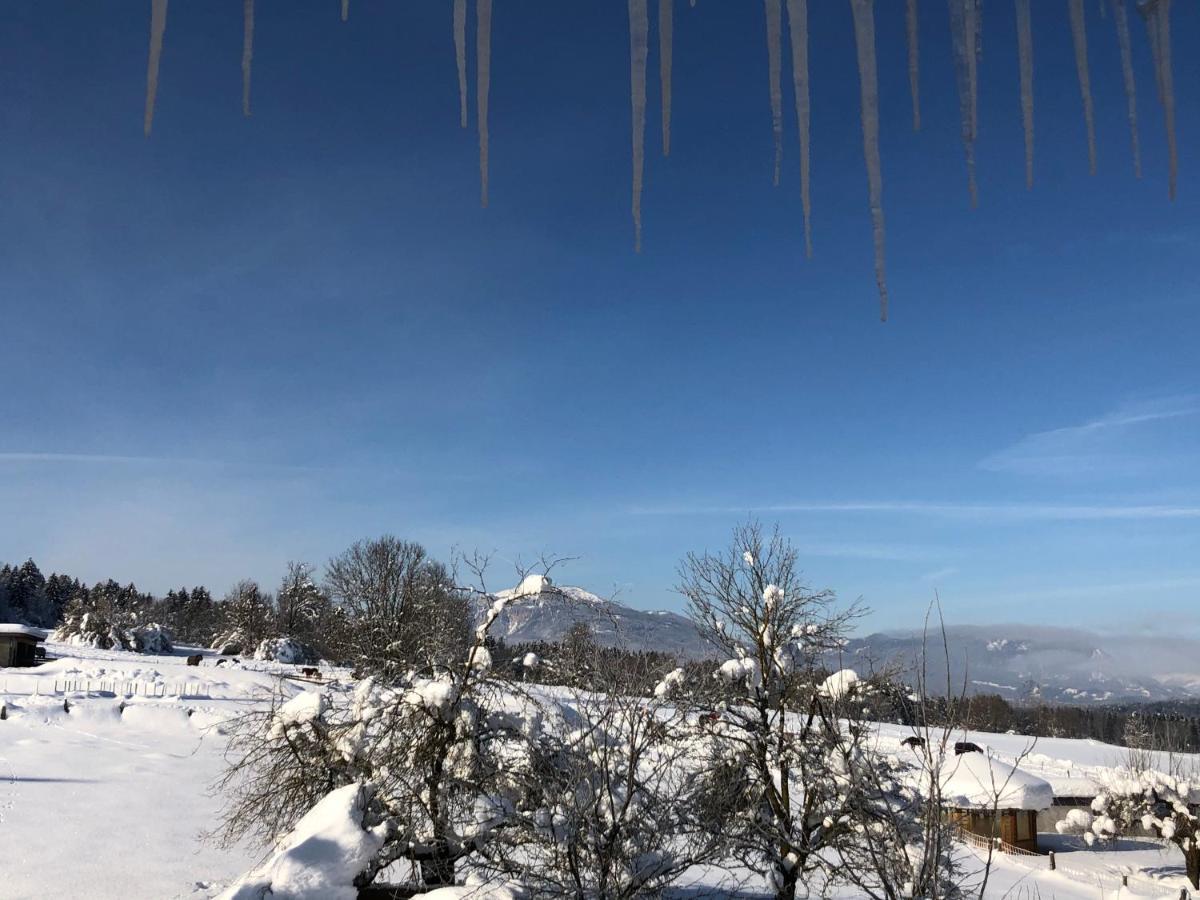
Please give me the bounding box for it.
[2,641,1198,899]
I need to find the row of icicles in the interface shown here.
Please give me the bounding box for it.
[142,0,1179,322]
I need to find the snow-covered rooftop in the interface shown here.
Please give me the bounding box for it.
[0,624,46,639]
[941,751,1053,811]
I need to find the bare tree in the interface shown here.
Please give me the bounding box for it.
[325,536,471,674]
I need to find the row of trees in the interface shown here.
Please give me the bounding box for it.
[0,560,78,627]
[218,524,971,900]
[5,539,474,666]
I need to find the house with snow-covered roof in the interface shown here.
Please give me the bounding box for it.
[941,748,1053,852]
[0,624,46,667]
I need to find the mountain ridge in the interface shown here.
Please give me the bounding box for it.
[480,579,1200,704]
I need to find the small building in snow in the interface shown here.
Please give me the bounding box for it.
[941,749,1053,853]
[0,624,46,668]
[1035,773,1101,834]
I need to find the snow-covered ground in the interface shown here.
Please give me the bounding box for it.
[2,641,1197,899]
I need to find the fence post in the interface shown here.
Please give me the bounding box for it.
[1047,850,1055,871]
[1122,875,1128,887]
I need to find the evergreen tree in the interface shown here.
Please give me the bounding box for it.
[44,573,79,625]
[216,580,275,653]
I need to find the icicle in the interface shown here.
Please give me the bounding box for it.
[628,0,649,252]
[948,0,980,206]
[477,0,492,208]
[785,0,812,258]
[454,0,468,128]
[341,0,349,22]
[143,0,168,137]
[1015,0,1034,187]
[242,0,254,118]
[905,0,920,130]
[1139,0,1177,200]
[765,0,784,185]
[660,0,673,156]
[1067,0,1098,176]
[1110,0,1141,178]
[848,0,888,321]
[1015,0,1034,188]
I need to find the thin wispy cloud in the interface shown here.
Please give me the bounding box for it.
[0,451,327,474]
[970,574,1200,604]
[980,395,1198,477]
[0,452,209,465]
[793,541,945,563]
[919,567,958,582]
[629,499,1200,520]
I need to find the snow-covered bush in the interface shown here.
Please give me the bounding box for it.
[54,605,173,655]
[1071,767,1200,886]
[130,623,174,655]
[210,630,246,656]
[217,783,389,900]
[255,637,318,665]
[217,572,542,893]
[488,662,728,899]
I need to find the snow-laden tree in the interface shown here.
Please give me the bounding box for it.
[212,579,275,655]
[485,656,729,899]
[1064,766,1200,887]
[828,690,965,900]
[217,561,546,891]
[53,578,157,650]
[272,560,340,660]
[676,521,863,900]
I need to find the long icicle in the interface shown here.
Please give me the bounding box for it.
[341,0,349,22]
[477,0,492,208]
[242,0,254,118]
[905,0,920,130]
[948,0,979,206]
[1015,0,1035,188]
[1067,0,1098,175]
[144,0,168,137]
[628,0,649,252]
[785,0,812,258]
[848,0,888,321]
[660,0,673,156]
[454,0,468,128]
[1110,0,1141,177]
[1139,0,1177,200]
[765,0,784,185]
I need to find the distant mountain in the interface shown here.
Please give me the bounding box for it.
[479,581,1200,704]
[481,575,716,659]
[837,624,1200,705]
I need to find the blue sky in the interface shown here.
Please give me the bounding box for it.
[1,2,1198,635]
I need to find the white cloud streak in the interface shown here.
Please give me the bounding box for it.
[630,500,1200,520]
[980,395,1198,476]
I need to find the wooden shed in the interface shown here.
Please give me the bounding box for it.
[0,624,46,667]
[941,748,1053,853]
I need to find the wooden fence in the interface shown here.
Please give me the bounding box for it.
[2,677,209,700]
[954,826,1189,897]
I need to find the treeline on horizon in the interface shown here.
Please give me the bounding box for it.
[5,546,1200,753]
